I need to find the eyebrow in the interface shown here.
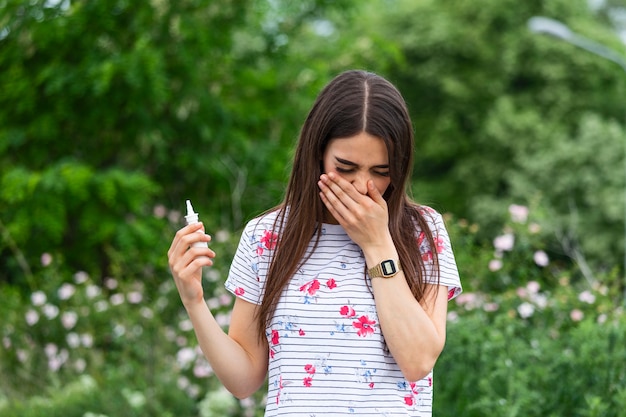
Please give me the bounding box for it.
[335,157,389,169]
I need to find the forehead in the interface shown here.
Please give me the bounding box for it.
[325,133,389,163]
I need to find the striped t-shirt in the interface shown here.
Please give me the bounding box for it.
[225,206,462,416]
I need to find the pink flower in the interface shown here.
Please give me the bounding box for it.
[340,305,356,317]
[299,328,305,336]
[578,291,596,304]
[434,236,445,253]
[508,204,529,223]
[260,230,278,250]
[327,278,337,289]
[299,279,320,295]
[40,253,53,267]
[353,315,376,337]
[304,364,316,374]
[234,287,245,296]
[488,259,503,272]
[526,281,540,294]
[404,396,414,406]
[303,377,313,387]
[533,250,549,267]
[570,309,584,322]
[494,233,515,252]
[271,330,280,345]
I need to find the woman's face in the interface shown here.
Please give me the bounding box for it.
[322,132,391,197]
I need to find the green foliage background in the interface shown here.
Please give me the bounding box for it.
[1,0,626,415]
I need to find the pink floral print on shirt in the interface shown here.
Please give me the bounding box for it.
[260,230,279,249]
[353,315,377,337]
[417,231,446,262]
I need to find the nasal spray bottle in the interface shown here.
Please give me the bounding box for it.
[184,199,209,248]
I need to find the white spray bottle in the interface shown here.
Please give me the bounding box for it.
[184,199,209,248]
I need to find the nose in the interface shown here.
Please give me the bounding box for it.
[351,173,370,195]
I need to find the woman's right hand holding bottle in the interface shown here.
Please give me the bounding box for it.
[167,222,215,307]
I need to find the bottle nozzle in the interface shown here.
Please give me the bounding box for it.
[185,199,195,216]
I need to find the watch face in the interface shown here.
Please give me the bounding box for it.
[381,260,396,276]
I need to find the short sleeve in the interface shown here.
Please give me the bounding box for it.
[418,207,462,301]
[224,213,279,305]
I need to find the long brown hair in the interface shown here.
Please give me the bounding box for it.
[255,70,440,337]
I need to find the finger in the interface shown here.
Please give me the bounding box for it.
[366,180,385,205]
[320,173,360,210]
[168,223,205,256]
[319,190,348,225]
[318,179,354,223]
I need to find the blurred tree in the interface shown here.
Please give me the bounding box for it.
[332,0,626,275]
[0,0,355,287]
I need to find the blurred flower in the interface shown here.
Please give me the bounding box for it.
[517,302,535,319]
[74,358,87,373]
[176,347,196,368]
[531,293,548,309]
[488,259,503,272]
[207,297,220,309]
[193,359,213,378]
[73,271,89,284]
[42,304,59,320]
[48,357,63,372]
[570,309,584,322]
[527,281,540,294]
[122,389,146,409]
[528,223,541,234]
[81,333,94,348]
[179,319,193,332]
[41,253,53,267]
[206,269,221,282]
[25,309,40,326]
[219,293,232,306]
[127,291,143,304]
[578,290,596,304]
[455,293,479,310]
[31,291,47,306]
[508,204,529,223]
[215,312,230,328]
[533,250,549,267]
[44,343,58,358]
[168,210,182,224]
[215,229,230,243]
[597,314,607,324]
[113,324,126,337]
[493,233,515,252]
[61,311,78,330]
[94,300,109,312]
[3,337,10,349]
[58,283,76,300]
[177,376,191,391]
[16,349,28,363]
[483,302,499,312]
[110,293,125,306]
[105,278,118,290]
[140,307,154,319]
[67,332,80,348]
[153,204,167,218]
[447,311,459,322]
[86,284,101,299]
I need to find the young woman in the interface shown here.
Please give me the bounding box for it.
[168,70,462,416]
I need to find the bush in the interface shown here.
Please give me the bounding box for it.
[1,203,624,416]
